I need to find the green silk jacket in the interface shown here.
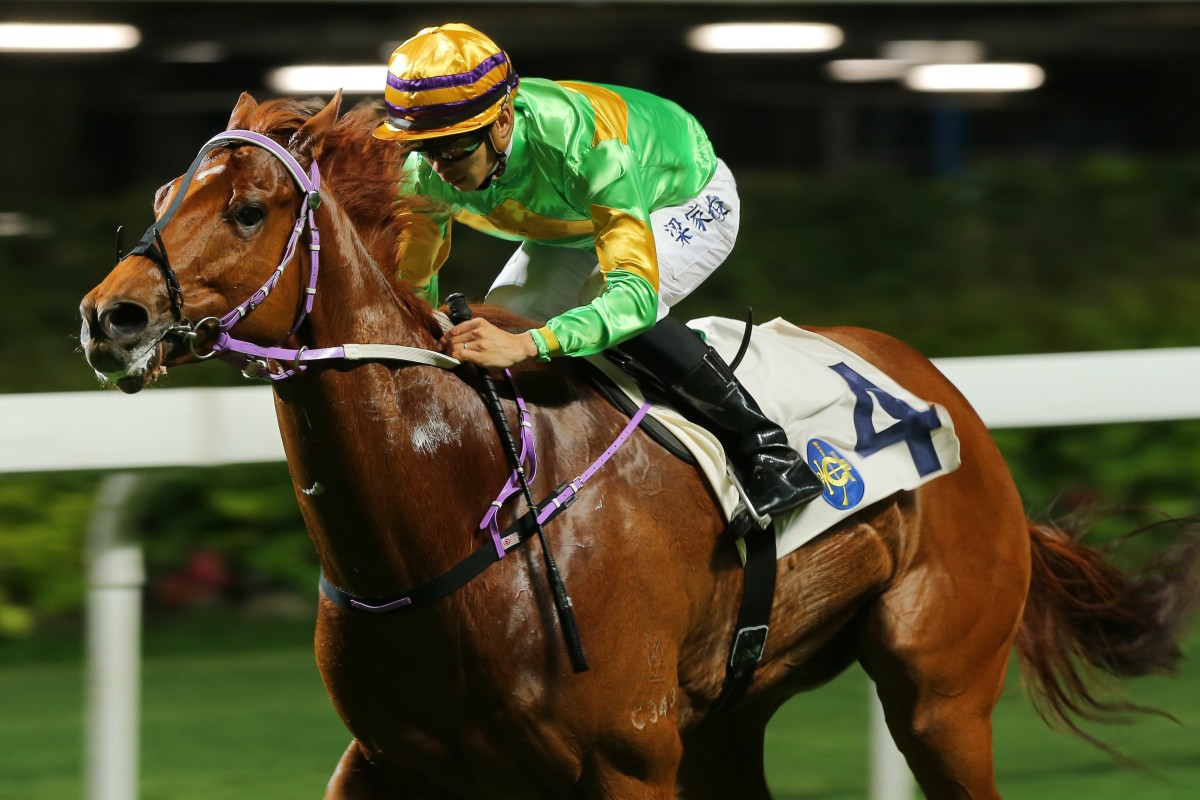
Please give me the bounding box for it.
[394,77,719,359]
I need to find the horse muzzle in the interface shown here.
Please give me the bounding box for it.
[79,296,171,393]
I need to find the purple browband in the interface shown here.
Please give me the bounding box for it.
[174,130,458,379]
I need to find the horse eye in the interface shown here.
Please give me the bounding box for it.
[235,205,265,227]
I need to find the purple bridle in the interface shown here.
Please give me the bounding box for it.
[131,123,656,618]
[182,130,325,379]
[131,128,458,380]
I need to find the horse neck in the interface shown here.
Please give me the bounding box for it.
[272,196,503,595]
[302,197,433,349]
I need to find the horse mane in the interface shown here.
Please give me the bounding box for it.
[233,96,447,340]
[235,96,545,340]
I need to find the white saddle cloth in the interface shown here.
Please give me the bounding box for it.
[587,317,962,560]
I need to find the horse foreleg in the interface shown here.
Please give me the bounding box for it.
[574,763,680,800]
[325,739,463,800]
[324,740,391,800]
[571,732,684,800]
[675,709,774,800]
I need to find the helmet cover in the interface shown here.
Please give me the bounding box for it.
[373,23,519,143]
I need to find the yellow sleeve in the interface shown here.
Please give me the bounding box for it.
[394,210,451,305]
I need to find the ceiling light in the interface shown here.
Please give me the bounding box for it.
[266,65,386,95]
[0,23,140,53]
[0,212,52,238]
[905,63,1045,93]
[826,59,911,83]
[164,41,225,64]
[881,40,984,64]
[687,23,844,54]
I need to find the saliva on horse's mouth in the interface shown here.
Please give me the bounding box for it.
[95,341,169,394]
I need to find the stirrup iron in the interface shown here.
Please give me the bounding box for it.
[726,461,773,531]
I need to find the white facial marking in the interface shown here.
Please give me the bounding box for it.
[195,163,226,184]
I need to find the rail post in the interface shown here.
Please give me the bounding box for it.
[85,472,143,800]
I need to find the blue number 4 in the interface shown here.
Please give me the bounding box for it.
[829,363,943,477]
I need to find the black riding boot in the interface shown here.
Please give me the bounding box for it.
[617,318,823,517]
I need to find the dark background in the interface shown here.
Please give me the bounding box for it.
[6,0,1200,392]
[4,1,1200,193]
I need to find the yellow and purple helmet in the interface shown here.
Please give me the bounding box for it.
[372,23,519,143]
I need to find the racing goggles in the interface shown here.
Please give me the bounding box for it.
[410,126,493,162]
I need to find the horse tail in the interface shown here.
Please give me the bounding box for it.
[1015,519,1200,752]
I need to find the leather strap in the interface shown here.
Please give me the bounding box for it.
[320,485,574,612]
[711,521,778,715]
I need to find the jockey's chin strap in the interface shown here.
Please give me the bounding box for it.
[127,128,459,380]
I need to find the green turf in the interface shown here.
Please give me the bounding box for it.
[1,616,1197,798]
[1,615,346,800]
[763,648,1200,799]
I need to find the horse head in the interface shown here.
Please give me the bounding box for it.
[79,92,345,393]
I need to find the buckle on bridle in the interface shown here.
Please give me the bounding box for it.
[241,358,272,380]
[168,316,223,360]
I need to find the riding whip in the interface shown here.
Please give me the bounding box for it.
[446,293,589,673]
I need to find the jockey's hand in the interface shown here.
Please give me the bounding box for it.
[442,318,539,368]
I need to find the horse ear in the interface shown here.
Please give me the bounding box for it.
[152,180,176,217]
[227,92,259,130]
[291,90,343,166]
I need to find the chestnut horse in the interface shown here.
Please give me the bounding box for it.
[79,93,1197,799]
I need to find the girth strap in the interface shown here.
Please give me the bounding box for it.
[711,521,778,715]
[319,485,577,612]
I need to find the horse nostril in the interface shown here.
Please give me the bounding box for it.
[98,301,151,342]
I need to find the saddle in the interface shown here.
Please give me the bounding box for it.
[584,316,962,561]
[584,357,696,465]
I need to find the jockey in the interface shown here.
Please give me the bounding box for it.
[372,23,821,517]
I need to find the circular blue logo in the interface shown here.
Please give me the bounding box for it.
[806,439,865,510]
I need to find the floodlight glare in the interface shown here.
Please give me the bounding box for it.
[687,23,844,54]
[905,63,1045,93]
[882,40,984,64]
[0,23,140,53]
[826,59,911,83]
[267,65,386,94]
